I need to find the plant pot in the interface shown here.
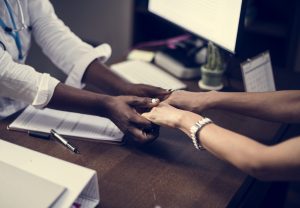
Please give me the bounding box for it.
[198,66,224,91]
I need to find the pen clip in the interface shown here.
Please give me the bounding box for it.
[50,129,80,154]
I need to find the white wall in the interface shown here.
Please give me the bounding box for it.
[26,0,133,81]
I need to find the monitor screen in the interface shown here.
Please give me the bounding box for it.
[148,0,244,53]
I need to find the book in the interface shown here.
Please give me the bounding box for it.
[8,106,124,143]
[154,51,201,79]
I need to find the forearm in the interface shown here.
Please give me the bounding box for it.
[197,124,269,179]
[47,83,110,116]
[261,138,300,181]
[178,113,269,178]
[178,112,300,181]
[206,91,300,123]
[143,103,300,180]
[83,59,130,95]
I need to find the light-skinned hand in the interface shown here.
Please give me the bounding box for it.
[165,90,216,113]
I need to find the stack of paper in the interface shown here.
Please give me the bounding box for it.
[8,106,124,143]
[0,139,100,208]
[0,161,66,208]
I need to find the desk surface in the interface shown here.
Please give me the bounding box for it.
[0,102,282,208]
[0,70,288,208]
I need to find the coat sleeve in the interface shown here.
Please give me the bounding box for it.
[28,0,111,88]
[0,47,60,108]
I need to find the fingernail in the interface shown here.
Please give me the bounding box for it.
[167,89,176,92]
[151,98,159,104]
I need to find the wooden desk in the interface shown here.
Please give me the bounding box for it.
[0,82,284,208]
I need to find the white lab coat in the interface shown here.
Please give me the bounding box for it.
[0,0,111,118]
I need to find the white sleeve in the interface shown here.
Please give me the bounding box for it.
[0,47,60,109]
[28,0,112,88]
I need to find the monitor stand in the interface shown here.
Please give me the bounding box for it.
[154,38,207,79]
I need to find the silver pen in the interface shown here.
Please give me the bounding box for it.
[50,129,80,154]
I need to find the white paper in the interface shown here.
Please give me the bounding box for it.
[8,106,124,142]
[241,52,276,92]
[127,49,155,62]
[111,60,187,90]
[0,139,99,208]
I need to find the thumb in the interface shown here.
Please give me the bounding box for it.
[143,85,171,98]
[141,109,159,124]
[141,111,151,120]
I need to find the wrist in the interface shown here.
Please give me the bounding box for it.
[177,111,203,136]
[94,94,115,117]
[84,59,130,95]
[190,117,213,150]
[202,91,221,110]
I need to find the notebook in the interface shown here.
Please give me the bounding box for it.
[8,106,124,143]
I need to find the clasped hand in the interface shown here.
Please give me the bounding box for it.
[103,95,160,143]
[103,84,170,143]
[142,90,210,129]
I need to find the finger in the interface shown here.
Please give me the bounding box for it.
[141,85,171,98]
[127,96,160,108]
[141,111,161,125]
[141,111,149,117]
[164,93,178,105]
[129,112,153,129]
[156,89,172,100]
[143,124,160,137]
[141,112,152,121]
[159,89,181,101]
[127,126,158,143]
[135,98,160,114]
[154,87,171,96]
[142,85,169,94]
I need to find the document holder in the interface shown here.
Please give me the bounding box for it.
[0,139,100,208]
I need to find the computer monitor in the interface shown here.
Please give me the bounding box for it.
[148,0,247,53]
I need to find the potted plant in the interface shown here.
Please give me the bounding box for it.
[199,42,225,90]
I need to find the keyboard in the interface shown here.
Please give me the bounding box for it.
[110,60,187,90]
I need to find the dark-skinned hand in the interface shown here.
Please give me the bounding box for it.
[123,83,171,101]
[102,95,160,143]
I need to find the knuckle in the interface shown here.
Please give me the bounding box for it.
[142,97,150,104]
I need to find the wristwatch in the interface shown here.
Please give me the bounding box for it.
[190,117,212,150]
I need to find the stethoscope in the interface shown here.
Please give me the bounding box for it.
[0,0,31,60]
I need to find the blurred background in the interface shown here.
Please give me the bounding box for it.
[27,0,300,82]
[26,0,134,81]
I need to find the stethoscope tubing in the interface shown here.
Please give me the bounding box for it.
[0,40,6,50]
[0,0,30,60]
